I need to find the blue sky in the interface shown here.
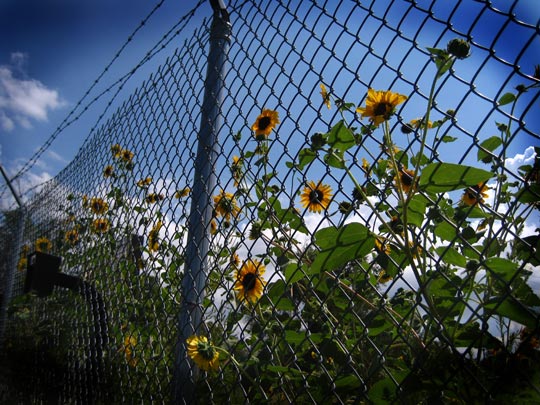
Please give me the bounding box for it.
[0,0,206,198]
[0,0,539,207]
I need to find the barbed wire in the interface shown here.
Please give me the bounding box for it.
[0,0,208,203]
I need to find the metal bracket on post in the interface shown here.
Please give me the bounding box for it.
[172,1,231,403]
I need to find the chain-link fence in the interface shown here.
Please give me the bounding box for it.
[1,0,539,403]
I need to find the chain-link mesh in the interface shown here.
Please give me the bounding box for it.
[1,0,539,403]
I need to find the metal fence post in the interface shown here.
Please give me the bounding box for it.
[0,165,26,349]
[172,1,231,403]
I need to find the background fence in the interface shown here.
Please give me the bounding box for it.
[1,0,539,403]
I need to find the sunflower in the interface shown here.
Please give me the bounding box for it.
[90,197,108,215]
[145,193,164,204]
[148,221,162,252]
[17,256,28,272]
[103,165,114,178]
[82,194,89,208]
[409,118,433,130]
[120,149,134,163]
[251,109,279,139]
[186,335,220,372]
[93,218,110,234]
[461,183,489,206]
[231,156,243,186]
[230,253,241,267]
[378,270,393,283]
[35,237,52,253]
[210,219,218,235]
[362,158,370,175]
[300,181,332,213]
[234,259,266,304]
[356,89,407,126]
[111,144,122,157]
[137,177,152,188]
[124,335,138,367]
[175,187,191,199]
[394,168,416,194]
[374,237,391,255]
[65,229,79,245]
[213,190,240,220]
[320,83,331,109]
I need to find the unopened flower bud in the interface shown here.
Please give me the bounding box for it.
[447,38,471,59]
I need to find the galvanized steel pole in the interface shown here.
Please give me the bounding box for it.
[0,164,26,349]
[172,1,230,403]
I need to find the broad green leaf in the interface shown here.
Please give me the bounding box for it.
[484,297,538,329]
[264,280,294,310]
[265,365,305,376]
[284,261,306,284]
[297,148,317,170]
[434,221,458,242]
[334,375,363,390]
[484,257,518,282]
[366,314,393,336]
[517,184,540,204]
[327,120,355,152]
[515,234,540,266]
[419,163,493,193]
[435,246,467,267]
[406,194,428,227]
[310,223,374,274]
[453,322,501,349]
[498,92,516,106]
[477,136,502,163]
[285,330,323,345]
[324,149,345,169]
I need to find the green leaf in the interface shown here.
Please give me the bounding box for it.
[284,261,306,284]
[477,136,502,163]
[324,149,346,169]
[435,246,467,267]
[265,365,305,377]
[484,297,538,329]
[334,375,363,391]
[285,330,323,345]
[498,92,516,106]
[419,163,493,193]
[297,148,317,170]
[406,194,428,227]
[264,280,294,310]
[441,135,457,143]
[434,221,458,242]
[366,314,393,336]
[453,322,501,349]
[517,184,540,204]
[310,223,374,274]
[327,120,355,152]
[484,257,518,282]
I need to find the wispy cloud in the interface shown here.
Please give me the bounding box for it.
[0,52,65,132]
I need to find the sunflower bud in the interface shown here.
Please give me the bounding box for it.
[310,133,326,150]
[447,38,470,59]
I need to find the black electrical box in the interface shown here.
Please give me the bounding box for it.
[24,251,62,297]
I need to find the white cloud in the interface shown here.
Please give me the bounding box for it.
[0,53,65,132]
[505,145,536,173]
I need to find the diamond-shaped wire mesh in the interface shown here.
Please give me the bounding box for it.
[1,0,539,403]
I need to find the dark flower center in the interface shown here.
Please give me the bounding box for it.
[242,273,257,291]
[401,171,413,186]
[257,116,271,131]
[374,102,391,117]
[309,189,324,204]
